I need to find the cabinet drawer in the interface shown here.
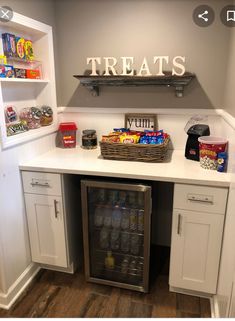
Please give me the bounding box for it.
[22,171,62,196]
[174,184,228,214]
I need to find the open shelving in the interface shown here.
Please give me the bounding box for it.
[0,78,49,83]
[0,12,57,149]
[74,72,195,98]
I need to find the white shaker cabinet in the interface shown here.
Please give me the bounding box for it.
[22,171,81,273]
[170,184,228,295]
[24,194,68,268]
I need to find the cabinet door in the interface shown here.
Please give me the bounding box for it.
[169,209,224,294]
[24,194,68,268]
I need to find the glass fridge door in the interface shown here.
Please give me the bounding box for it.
[81,180,151,292]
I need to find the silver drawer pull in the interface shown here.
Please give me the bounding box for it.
[177,214,182,235]
[188,198,213,205]
[54,200,59,218]
[31,181,50,188]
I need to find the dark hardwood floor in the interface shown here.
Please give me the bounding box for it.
[0,267,211,318]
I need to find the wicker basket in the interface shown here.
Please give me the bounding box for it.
[100,137,170,162]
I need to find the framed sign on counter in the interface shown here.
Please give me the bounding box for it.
[125,113,158,131]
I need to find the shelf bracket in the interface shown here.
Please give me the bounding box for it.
[86,85,99,97]
[174,85,184,98]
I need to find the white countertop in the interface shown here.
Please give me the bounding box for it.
[19,147,230,187]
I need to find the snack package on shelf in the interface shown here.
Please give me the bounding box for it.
[24,40,34,61]
[4,65,14,78]
[0,65,6,78]
[16,37,25,59]
[6,121,28,136]
[0,64,14,78]
[4,105,29,137]
[14,68,26,78]
[0,55,7,64]
[26,69,40,79]
[2,33,17,58]
[5,106,18,123]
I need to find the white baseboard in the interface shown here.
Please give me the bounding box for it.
[0,263,40,310]
[39,262,75,274]
[170,285,212,299]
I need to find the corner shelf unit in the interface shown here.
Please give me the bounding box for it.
[73,72,195,98]
[0,12,57,150]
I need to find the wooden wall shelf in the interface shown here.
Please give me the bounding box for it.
[73,72,195,97]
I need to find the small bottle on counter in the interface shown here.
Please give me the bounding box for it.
[82,129,97,149]
[217,152,227,172]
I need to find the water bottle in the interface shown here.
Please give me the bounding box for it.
[121,257,129,275]
[130,209,138,231]
[112,205,122,229]
[94,205,104,227]
[121,208,130,230]
[130,234,140,255]
[100,227,109,249]
[110,229,120,251]
[138,209,144,232]
[121,232,130,253]
[103,205,112,228]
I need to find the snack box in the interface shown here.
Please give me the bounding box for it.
[5,65,14,78]
[26,69,40,79]
[16,37,25,59]
[2,33,17,58]
[5,106,18,123]
[6,121,28,137]
[24,40,34,61]
[14,68,26,78]
[0,65,6,78]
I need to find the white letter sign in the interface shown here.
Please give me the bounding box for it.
[121,57,134,76]
[172,56,186,76]
[87,57,101,76]
[137,57,151,76]
[103,57,118,76]
[153,56,169,76]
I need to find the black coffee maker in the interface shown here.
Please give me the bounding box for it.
[185,124,210,161]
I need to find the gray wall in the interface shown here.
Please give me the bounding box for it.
[224,27,235,117]
[54,0,231,109]
[0,0,56,28]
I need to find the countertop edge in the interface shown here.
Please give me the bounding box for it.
[19,165,231,188]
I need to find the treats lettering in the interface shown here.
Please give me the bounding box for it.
[87,56,186,76]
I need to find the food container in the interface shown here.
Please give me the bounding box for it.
[40,106,53,126]
[19,107,42,129]
[198,136,228,170]
[56,122,77,148]
[82,129,97,149]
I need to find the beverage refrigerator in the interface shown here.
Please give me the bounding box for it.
[81,180,152,293]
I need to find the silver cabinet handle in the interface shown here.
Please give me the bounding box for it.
[177,214,182,235]
[54,200,59,218]
[188,198,213,205]
[31,181,50,188]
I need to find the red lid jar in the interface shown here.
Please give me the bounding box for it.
[56,122,77,148]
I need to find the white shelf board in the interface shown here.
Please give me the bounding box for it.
[0,78,49,83]
[1,123,58,149]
